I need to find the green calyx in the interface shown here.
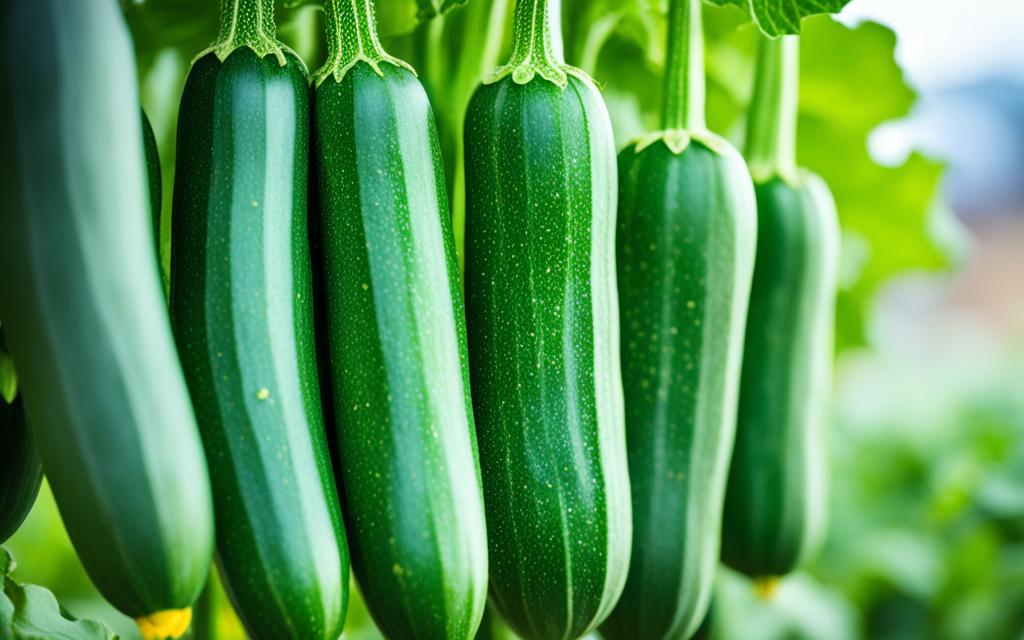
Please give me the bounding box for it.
[745,34,800,184]
[200,0,294,67]
[314,0,415,87]
[487,0,585,88]
[631,127,734,157]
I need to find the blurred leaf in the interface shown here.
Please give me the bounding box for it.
[1,548,116,640]
[706,0,851,36]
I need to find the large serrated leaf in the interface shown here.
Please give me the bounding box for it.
[1,548,117,640]
[706,0,850,36]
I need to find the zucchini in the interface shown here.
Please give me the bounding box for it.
[142,110,167,292]
[600,2,757,638]
[722,35,840,583]
[463,1,632,638]
[0,330,42,545]
[311,2,488,639]
[0,0,214,636]
[170,1,350,638]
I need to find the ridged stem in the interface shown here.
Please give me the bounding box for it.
[203,0,287,65]
[488,0,572,87]
[314,0,413,86]
[661,0,706,132]
[745,35,800,183]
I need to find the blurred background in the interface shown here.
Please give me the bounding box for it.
[5,0,1024,638]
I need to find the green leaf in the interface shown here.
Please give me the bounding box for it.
[1,548,117,640]
[706,0,851,36]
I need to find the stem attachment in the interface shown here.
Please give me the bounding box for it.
[744,35,800,184]
[661,0,706,132]
[313,0,414,86]
[488,0,582,88]
[199,0,289,66]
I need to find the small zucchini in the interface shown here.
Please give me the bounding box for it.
[0,330,42,545]
[722,35,840,584]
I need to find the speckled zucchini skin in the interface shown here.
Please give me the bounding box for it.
[313,62,489,640]
[171,48,350,640]
[600,134,757,640]
[0,0,214,621]
[722,172,840,579]
[0,331,42,545]
[463,73,632,640]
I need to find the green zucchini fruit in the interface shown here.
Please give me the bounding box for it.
[0,330,42,545]
[142,110,168,292]
[601,2,757,639]
[312,2,488,639]
[463,1,632,638]
[170,2,350,638]
[722,35,840,583]
[0,0,214,636]
[143,111,162,253]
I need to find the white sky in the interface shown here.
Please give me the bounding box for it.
[839,0,1024,89]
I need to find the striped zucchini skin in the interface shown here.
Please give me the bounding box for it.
[600,135,756,640]
[463,73,632,640]
[0,331,42,545]
[171,48,350,640]
[0,0,214,625]
[722,172,839,579]
[313,62,489,640]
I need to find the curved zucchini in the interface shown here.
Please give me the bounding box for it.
[0,331,42,545]
[721,172,839,579]
[601,3,757,638]
[170,3,350,638]
[0,0,214,635]
[463,1,631,638]
[721,35,840,583]
[142,110,162,252]
[311,2,488,639]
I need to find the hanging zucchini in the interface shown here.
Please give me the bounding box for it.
[0,1,214,637]
[463,0,633,638]
[721,34,840,587]
[600,1,757,639]
[170,0,350,638]
[0,330,42,545]
[311,1,488,639]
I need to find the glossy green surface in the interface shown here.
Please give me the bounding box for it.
[722,173,840,579]
[0,331,42,546]
[142,110,162,255]
[600,135,756,640]
[463,73,632,640]
[0,0,213,619]
[314,62,488,640]
[170,48,350,640]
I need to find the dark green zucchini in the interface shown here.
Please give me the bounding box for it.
[170,1,350,638]
[0,330,42,545]
[142,110,166,291]
[0,0,214,636]
[722,35,839,583]
[311,2,488,639]
[463,1,632,638]
[600,2,757,639]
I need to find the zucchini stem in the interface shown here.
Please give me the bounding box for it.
[661,0,706,132]
[203,0,288,66]
[314,0,414,86]
[745,35,800,183]
[488,0,577,87]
